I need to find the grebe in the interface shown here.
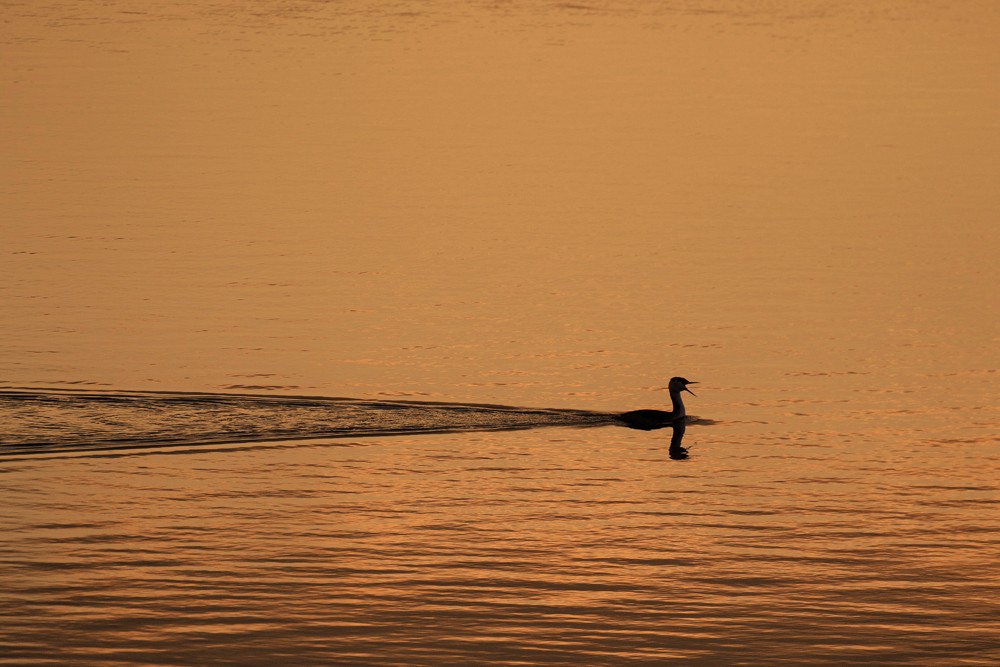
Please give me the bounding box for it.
[617,377,697,430]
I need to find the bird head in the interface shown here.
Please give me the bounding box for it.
[668,377,698,396]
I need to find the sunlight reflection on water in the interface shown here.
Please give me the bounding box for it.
[2,0,999,664]
[2,425,998,665]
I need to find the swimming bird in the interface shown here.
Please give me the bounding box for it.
[617,377,697,430]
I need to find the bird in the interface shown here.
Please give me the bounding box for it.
[617,377,698,430]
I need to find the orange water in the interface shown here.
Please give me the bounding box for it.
[2,2,998,664]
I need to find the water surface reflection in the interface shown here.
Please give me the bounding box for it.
[2,0,998,664]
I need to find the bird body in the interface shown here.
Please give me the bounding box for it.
[618,377,697,430]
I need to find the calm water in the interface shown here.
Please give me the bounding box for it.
[2,1,999,664]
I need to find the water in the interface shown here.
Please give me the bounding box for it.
[2,1,999,664]
[0,389,615,456]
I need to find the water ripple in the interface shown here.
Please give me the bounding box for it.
[0,389,615,457]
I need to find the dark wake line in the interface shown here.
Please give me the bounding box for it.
[0,424,609,458]
[0,386,613,413]
[0,388,619,458]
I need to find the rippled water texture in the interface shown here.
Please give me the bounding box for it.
[0,389,614,456]
[2,0,999,665]
[2,418,997,666]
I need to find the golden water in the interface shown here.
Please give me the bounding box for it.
[2,1,998,664]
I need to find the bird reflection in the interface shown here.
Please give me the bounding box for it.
[668,419,688,459]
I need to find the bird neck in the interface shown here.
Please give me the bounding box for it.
[669,389,686,420]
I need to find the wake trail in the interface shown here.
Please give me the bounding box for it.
[0,388,617,457]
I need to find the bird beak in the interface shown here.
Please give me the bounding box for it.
[684,382,698,396]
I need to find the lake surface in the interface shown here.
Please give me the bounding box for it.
[2,1,998,664]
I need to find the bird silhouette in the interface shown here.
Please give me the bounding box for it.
[617,377,697,431]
